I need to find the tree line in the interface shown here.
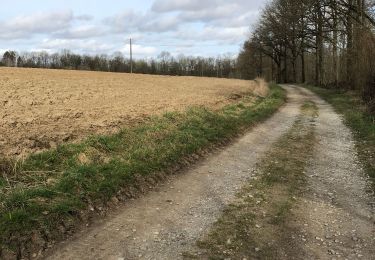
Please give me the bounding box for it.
[0,50,240,78]
[239,0,375,112]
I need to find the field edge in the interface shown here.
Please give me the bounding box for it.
[0,84,286,259]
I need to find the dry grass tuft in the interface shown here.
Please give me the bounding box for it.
[253,78,270,97]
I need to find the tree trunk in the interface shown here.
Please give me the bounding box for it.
[284,46,288,83]
[347,0,354,88]
[317,4,324,85]
[277,63,282,83]
[271,51,275,81]
[259,51,263,77]
[315,46,319,85]
[301,50,306,83]
[292,59,297,83]
[332,0,339,88]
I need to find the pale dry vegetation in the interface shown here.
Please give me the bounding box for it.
[253,77,269,97]
[0,67,266,156]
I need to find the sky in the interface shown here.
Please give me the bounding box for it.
[0,0,268,58]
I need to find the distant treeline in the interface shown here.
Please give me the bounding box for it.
[0,50,240,78]
[239,0,375,112]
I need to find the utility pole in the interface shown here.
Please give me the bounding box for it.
[130,38,133,74]
[259,42,263,77]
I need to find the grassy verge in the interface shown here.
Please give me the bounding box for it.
[306,86,375,191]
[186,101,317,259]
[0,84,286,258]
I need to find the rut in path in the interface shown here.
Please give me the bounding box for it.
[45,86,374,260]
[291,87,374,259]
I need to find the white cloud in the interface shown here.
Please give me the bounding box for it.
[141,15,180,32]
[54,25,105,39]
[218,11,260,27]
[204,26,249,42]
[179,4,239,22]
[122,44,158,56]
[104,10,180,33]
[175,26,249,44]
[152,0,265,13]
[40,39,114,54]
[0,10,74,39]
[75,14,94,21]
[152,0,221,12]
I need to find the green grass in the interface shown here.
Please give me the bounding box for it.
[187,102,317,259]
[306,86,375,191]
[0,84,286,255]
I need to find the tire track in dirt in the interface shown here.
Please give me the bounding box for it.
[45,86,304,260]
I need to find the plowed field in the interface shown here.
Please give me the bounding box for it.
[0,67,264,156]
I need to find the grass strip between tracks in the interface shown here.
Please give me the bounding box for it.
[185,101,317,259]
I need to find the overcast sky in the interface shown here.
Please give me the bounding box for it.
[0,0,267,58]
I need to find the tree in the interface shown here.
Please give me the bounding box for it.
[2,51,17,67]
[17,56,24,67]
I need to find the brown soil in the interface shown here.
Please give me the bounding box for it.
[0,67,262,157]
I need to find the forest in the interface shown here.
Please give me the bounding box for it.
[239,0,375,111]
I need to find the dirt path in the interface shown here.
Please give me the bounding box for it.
[45,86,374,260]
